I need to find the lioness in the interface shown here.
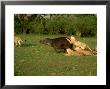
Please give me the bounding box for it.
[14,36,23,47]
[65,48,84,56]
[67,36,92,51]
[66,36,96,55]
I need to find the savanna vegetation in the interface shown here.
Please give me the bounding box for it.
[14,14,97,37]
[14,14,97,76]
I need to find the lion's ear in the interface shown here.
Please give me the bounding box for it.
[71,36,76,41]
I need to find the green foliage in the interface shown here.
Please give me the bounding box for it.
[14,14,97,37]
[75,15,97,37]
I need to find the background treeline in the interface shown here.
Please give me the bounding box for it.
[14,14,97,37]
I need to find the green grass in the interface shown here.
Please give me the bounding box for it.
[14,34,97,76]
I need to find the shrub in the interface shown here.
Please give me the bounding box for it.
[14,14,97,37]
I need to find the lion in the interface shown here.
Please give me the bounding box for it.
[66,36,97,55]
[65,47,95,56]
[65,48,84,56]
[14,36,23,47]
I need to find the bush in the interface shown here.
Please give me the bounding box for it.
[14,14,97,37]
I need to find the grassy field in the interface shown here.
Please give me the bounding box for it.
[14,34,97,76]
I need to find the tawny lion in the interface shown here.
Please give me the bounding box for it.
[66,36,96,55]
[65,48,84,56]
[14,36,23,47]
